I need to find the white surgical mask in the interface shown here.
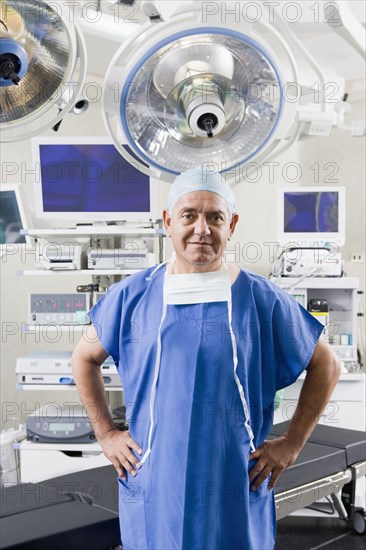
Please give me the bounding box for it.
[164,261,231,305]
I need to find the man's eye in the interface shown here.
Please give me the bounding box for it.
[210,215,224,222]
[182,213,194,220]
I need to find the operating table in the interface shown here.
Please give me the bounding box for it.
[271,421,366,532]
[0,422,365,549]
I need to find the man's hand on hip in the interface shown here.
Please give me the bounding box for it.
[248,436,300,491]
[98,429,143,480]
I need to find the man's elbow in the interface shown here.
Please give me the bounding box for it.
[324,348,341,387]
[308,341,341,381]
[329,349,341,382]
[71,348,82,377]
[71,344,93,375]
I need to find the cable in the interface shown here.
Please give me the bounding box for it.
[269,246,286,286]
[269,246,327,291]
[285,267,320,293]
[91,502,119,516]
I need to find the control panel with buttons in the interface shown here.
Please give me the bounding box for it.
[26,405,95,443]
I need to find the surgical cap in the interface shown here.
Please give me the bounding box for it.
[166,167,236,215]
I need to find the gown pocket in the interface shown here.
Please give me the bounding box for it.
[248,473,272,502]
[118,475,148,549]
[246,460,276,549]
[247,458,273,502]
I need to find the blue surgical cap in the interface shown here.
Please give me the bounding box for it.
[166,167,236,215]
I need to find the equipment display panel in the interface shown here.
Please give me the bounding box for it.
[32,137,157,222]
[277,187,346,246]
[0,185,28,246]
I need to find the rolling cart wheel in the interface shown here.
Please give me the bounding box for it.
[352,510,366,535]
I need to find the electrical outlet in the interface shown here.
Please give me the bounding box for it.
[351,253,365,263]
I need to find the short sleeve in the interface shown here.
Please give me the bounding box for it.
[271,291,324,391]
[87,282,124,366]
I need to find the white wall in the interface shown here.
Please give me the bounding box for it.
[1,76,365,430]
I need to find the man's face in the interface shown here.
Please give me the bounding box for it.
[163,191,238,272]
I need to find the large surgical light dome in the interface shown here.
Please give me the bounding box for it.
[103,4,298,181]
[0,0,86,142]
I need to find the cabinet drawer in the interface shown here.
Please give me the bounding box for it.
[284,377,365,402]
[275,399,365,431]
[20,448,110,483]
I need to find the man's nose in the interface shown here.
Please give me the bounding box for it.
[194,215,210,236]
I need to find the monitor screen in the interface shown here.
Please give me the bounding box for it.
[32,138,155,221]
[0,188,26,244]
[278,187,345,246]
[284,191,339,233]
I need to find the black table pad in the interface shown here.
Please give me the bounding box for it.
[40,464,119,513]
[271,421,366,465]
[0,483,71,518]
[0,500,120,550]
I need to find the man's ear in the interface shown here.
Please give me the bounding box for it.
[229,213,239,238]
[162,209,172,237]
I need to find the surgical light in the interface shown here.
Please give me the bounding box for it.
[0,0,86,142]
[103,2,299,181]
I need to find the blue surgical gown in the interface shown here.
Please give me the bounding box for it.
[88,265,323,550]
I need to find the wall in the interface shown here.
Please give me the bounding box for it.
[1,76,365,431]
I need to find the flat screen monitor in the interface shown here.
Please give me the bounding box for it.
[32,137,156,222]
[277,187,346,246]
[0,185,27,246]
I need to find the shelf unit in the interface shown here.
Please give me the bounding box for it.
[278,276,359,356]
[20,222,165,278]
[15,222,166,481]
[274,276,365,431]
[22,226,165,237]
[19,221,166,331]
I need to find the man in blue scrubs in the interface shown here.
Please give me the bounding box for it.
[72,167,340,549]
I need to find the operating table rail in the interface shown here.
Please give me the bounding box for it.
[275,469,353,520]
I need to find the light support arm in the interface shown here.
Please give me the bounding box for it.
[262,1,328,113]
[324,0,366,59]
[141,0,194,21]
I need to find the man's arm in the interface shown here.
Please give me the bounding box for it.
[71,326,142,480]
[249,338,341,490]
